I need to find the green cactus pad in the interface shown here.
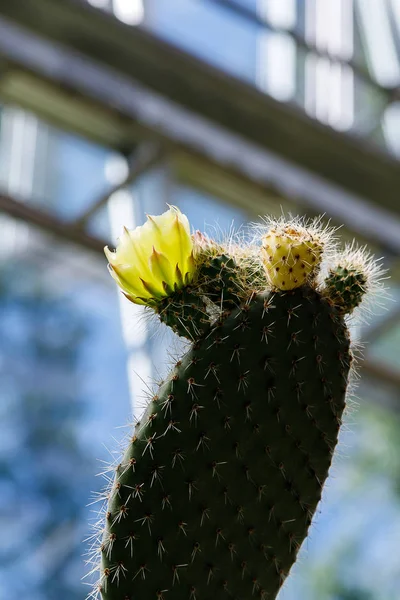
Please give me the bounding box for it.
[198,254,243,307]
[157,289,209,340]
[98,286,351,600]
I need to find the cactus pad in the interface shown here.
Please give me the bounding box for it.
[157,289,209,339]
[97,287,350,600]
[324,266,367,315]
[197,254,243,307]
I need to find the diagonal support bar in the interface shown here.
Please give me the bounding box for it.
[0,192,108,254]
[74,142,165,228]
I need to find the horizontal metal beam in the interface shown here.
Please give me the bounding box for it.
[1,0,400,214]
[0,193,108,254]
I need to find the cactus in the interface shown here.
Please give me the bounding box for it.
[88,208,385,600]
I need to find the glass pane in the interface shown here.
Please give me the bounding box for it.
[144,0,258,83]
[49,131,112,220]
[174,185,248,233]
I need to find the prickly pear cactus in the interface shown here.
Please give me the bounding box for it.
[88,208,384,600]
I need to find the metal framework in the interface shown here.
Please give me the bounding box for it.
[0,192,107,254]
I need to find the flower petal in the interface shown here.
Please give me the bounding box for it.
[122,292,146,306]
[104,245,117,265]
[174,264,184,288]
[140,278,164,300]
[123,227,152,276]
[149,247,173,286]
[109,264,147,298]
[172,212,193,275]
[151,208,193,276]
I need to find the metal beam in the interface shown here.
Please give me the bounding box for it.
[362,359,400,391]
[0,193,108,254]
[1,0,400,215]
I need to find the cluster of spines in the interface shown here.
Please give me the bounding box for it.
[323,266,367,315]
[321,241,388,319]
[156,249,255,340]
[196,254,242,308]
[156,288,210,340]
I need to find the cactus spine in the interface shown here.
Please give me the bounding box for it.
[88,209,384,600]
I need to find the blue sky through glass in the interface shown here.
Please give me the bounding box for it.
[144,0,258,82]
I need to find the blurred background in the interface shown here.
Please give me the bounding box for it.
[0,1,400,599]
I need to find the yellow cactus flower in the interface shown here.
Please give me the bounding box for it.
[261,222,324,290]
[104,206,195,305]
